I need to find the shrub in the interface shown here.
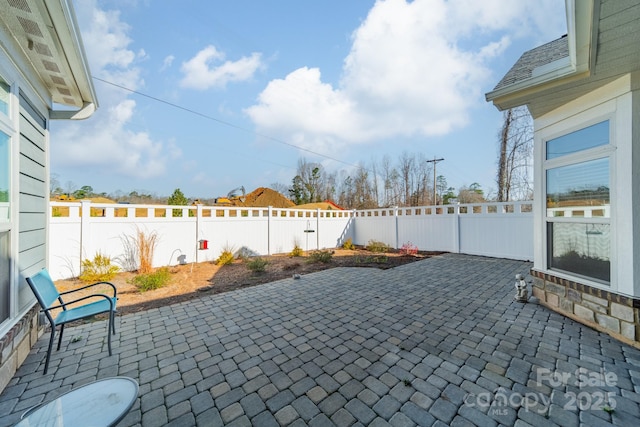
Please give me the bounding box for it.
[79,253,120,282]
[342,238,355,250]
[366,240,390,253]
[131,267,171,292]
[290,244,303,257]
[216,249,235,265]
[400,242,418,255]
[308,250,333,263]
[246,257,268,273]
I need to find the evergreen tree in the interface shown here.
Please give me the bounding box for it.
[168,188,188,217]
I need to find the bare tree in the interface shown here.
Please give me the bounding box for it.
[50,173,61,196]
[399,152,414,206]
[412,153,431,206]
[380,155,400,207]
[269,182,290,196]
[64,181,77,198]
[497,107,533,201]
[289,158,328,204]
[458,183,485,203]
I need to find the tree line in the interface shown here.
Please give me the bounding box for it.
[282,106,532,209]
[51,107,533,209]
[282,155,487,209]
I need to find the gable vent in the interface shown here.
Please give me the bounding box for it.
[7,0,31,13]
[57,87,71,96]
[17,16,43,38]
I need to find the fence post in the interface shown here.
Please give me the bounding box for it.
[394,206,399,249]
[316,208,321,250]
[79,200,91,272]
[454,203,461,254]
[267,206,272,255]
[195,204,202,263]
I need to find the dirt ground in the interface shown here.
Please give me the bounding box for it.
[55,249,440,315]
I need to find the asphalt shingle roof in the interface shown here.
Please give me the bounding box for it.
[493,35,569,91]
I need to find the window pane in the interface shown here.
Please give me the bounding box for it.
[546,121,608,159]
[546,158,609,218]
[0,131,8,222]
[0,79,8,115]
[547,222,610,283]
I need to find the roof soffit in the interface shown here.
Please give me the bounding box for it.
[0,0,96,109]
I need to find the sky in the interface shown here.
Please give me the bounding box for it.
[50,0,567,200]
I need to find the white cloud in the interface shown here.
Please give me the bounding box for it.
[52,101,181,179]
[245,0,566,155]
[51,0,176,180]
[161,55,175,71]
[179,45,263,90]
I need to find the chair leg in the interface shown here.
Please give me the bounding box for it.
[44,327,56,375]
[112,311,117,335]
[56,324,65,351]
[107,314,113,356]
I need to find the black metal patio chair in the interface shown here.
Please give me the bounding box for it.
[26,269,117,374]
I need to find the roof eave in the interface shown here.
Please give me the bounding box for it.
[486,0,595,111]
[46,0,98,119]
[485,64,590,110]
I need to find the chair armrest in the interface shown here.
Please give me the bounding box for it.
[59,281,117,298]
[44,293,116,312]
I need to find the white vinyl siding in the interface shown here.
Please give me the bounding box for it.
[17,92,46,312]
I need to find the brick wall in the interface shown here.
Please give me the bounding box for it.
[531,270,640,347]
[0,307,42,391]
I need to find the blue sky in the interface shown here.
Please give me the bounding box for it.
[51,0,567,200]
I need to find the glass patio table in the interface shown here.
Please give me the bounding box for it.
[15,377,138,427]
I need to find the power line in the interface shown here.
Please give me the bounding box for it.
[91,76,367,171]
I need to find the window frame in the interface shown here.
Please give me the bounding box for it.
[542,115,616,287]
[0,70,17,330]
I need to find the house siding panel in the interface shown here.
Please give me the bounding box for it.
[18,97,47,311]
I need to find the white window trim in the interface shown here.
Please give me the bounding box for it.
[0,74,18,334]
[538,110,617,291]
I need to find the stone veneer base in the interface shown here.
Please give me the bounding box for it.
[531,269,640,348]
[0,306,42,393]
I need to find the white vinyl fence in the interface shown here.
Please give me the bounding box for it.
[353,202,533,260]
[48,200,533,280]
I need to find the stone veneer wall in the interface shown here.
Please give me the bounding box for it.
[0,307,42,392]
[531,270,640,347]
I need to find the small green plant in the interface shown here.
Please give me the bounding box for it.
[79,253,120,282]
[216,244,236,265]
[246,257,269,273]
[342,238,355,250]
[603,405,615,414]
[71,335,83,343]
[308,250,333,263]
[130,267,172,292]
[366,240,390,253]
[290,244,304,257]
[403,378,412,386]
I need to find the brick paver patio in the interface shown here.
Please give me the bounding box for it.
[1,254,639,426]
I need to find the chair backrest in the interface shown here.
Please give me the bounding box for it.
[26,269,60,311]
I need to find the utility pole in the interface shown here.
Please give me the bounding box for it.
[426,157,444,205]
